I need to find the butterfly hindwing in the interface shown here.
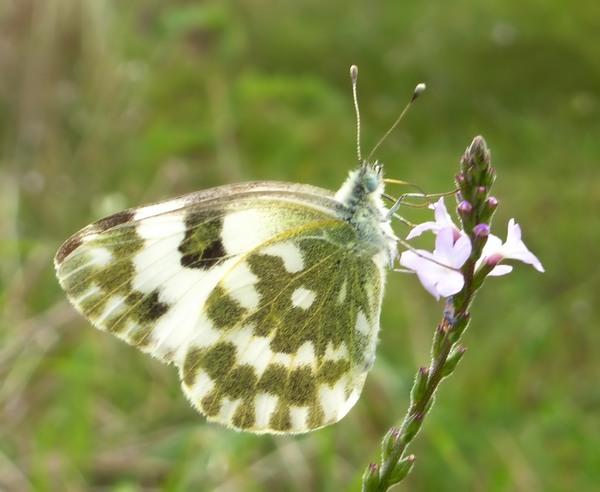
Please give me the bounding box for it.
[179,217,384,432]
[55,181,386,433]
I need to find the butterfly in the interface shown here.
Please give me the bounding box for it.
[55,69,424,434]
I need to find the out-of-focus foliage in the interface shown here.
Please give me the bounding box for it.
[1,1,598,490]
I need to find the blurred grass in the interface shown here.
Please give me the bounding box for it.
[1,0,599,490]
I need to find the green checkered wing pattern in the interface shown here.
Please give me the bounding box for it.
[55,181,388,433]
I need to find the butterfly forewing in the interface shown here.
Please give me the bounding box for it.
[55,182,386,433]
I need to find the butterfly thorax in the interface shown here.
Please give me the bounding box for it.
[334,162,397,265]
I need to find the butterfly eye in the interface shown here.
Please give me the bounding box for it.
[363,171,381,193]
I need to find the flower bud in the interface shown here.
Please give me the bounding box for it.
[482,165,497,188]
[387,455,416,486]
[457,200,474,231]
[381,427,400,460]
[458,136,495,206]
[470,223,490,259]
[469,135,491,171]
[362,463,380,491]
[486,196,499,210]
[476,186,488,203]
[473,223,490,238]
[457,200,473,218]
[410,367,429,405]
[441,345,467,377]
[402,412,424,443]
[478,196,499,225]
[431,323,446,358]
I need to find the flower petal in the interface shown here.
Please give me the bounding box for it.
[487,264,513,276]
[434,270,466,297]
[416,270,444,300]
[452,233,473,268]
[399,249,430,272]
[433,197,455,227]
[406,221,438,240]
[502,219,545,272]
[405,198,460,240]
[433,227,456,260]
[400,228,469,300]
[478,220,544,274]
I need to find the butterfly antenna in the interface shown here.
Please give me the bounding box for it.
[365,82,426,163]
[350,65,363,163]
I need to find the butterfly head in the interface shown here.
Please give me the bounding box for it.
[359,161,384,194]
[334,161,386,211]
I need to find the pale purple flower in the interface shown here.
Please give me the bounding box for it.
[402,198,543,299]
[477,219,545,276]
[400,227,472,300]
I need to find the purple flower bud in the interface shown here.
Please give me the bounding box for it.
[477,186,487,197]
[457,200,473,217]
[485,252,503,268]
[486,196,498,210]
[473,223,490,238]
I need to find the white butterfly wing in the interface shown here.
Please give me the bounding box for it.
[55,181,387,433]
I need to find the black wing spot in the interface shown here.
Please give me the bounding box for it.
[180,238,226,269]
[138,290,169,322]
[55,236,84,265]
[94,210,136,232]
[179,213,227,269]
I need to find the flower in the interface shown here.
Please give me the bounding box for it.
[477,219,545,276]
[401,197,544,299]
[400,227,472,300]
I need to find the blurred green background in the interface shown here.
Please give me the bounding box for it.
[1,1,598,490]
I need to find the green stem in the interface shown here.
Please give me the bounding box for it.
[374,275,475,491]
